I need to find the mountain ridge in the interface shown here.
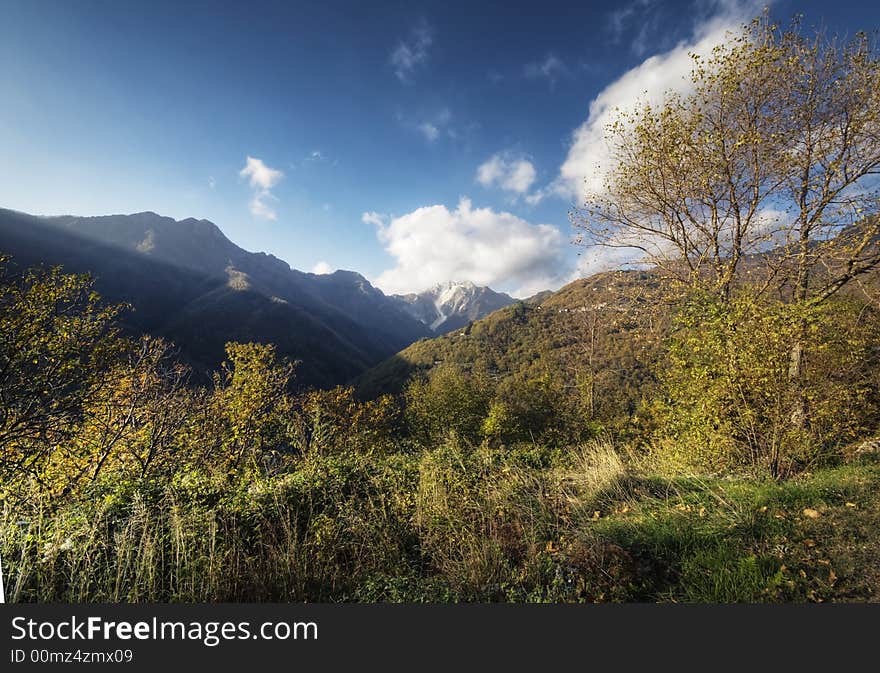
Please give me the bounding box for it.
[355,269,668,403]
[0,207,431,388]
[0,206,543,387]
[391,281,516,334]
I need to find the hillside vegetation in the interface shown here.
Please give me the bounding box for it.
[1,247,878,602]
[2,16,880,603]
[356,270,668,423]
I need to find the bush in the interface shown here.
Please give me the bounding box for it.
[404,364,492,446]
[652,292,880,477]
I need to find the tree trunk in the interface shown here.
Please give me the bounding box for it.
[788,339,807,431]
[789,231,811,433]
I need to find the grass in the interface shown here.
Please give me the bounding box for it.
[2,444,878,603]
[585,457,880,602]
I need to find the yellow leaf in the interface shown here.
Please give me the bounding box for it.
[802,508,821,519]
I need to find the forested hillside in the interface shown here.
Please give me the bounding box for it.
[357,271,668,427]
[2,16,880,604]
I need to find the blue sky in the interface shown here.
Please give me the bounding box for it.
[2,0,878,296]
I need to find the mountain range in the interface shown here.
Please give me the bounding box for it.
[0,208,521,388]
[392,281,515,335]
[354,269,667,405]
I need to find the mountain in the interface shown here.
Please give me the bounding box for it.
[355,270,670,416]
[358,242,880,404]
[392,281,516,335]
[0,208,431,388]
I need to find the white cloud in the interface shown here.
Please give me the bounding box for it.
[476,153,537,195]
[607,0,661,54]
[361,211,386,227]
[418,122,440,142]
[240,156,283,192]
[240,156,284,220]
[390,19,433,83]
[553,1,760,204]
[208,176,216,190]
[524,190,548,205]
[524,54,567,86]
[402,108,455,144]
[248,198,278,220]
[504,161,537,194]
[530,1,763,279]
[573,244,650,280]
[312,261,334,275]
[368,197,568,297]
[476,156,504,186]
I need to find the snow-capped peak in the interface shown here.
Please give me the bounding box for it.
[392,281,515,335]
[429,279,477,292]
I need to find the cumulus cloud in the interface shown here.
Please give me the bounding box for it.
[240,156,284,220]
[476,154,537,195]
[368,197,568,297]
[554,1,760,204]
[524,1,763,278]
[361,211,386,227]
[240,156,283,192]
[390,19,433,83]
[524,189,548,206]
[311,261,334,275]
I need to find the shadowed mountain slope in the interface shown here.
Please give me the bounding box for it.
[0,208,431,387]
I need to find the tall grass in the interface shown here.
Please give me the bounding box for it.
[3,440,876,603]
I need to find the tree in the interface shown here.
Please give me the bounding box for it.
[574,16,880,436]
[210,342,296,473]
[0,256,126,489]
[291,386,401,456]
[63,337,194,488]
[656,292,880,477]
[404,363,492,446]
[769,26,880,427]
[574,18,789,301]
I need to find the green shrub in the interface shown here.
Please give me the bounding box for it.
[652,292,880,477]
